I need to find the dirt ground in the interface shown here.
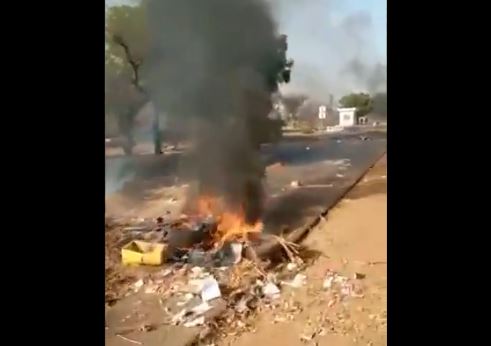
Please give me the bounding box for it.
[220,155,387,346]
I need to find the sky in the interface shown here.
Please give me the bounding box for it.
[351,0,385,61]
[106,0,387,99]
[341,0,386,61]
[269,0,386,99]
[106,0,386,60]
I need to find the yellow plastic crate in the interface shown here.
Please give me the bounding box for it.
[121,240,167,266]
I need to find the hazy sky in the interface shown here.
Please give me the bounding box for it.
[340,0,386,61]
[106,0,386,59]
[269,0,386,98]
[106,0,387,98]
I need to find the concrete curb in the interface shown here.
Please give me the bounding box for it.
[183,151,387,346]
[255,150,386,257]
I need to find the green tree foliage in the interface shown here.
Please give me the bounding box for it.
[106,4,149,91]
[339,92,373,118]
[105,4,158,154]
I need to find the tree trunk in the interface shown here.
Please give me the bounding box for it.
[122,133,134,156]
[118,110,135,156]
[152,109,162,155]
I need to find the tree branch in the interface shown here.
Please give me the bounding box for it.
[112,34,146,96]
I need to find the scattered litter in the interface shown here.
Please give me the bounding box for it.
[184,316,205,328]
[340,284,352,296]
[232,320,245,330]
[201,277,221,302]
[336,139,342,143]
[216,242,243,266]
[187,279,206,294]
[334,275,348,284]
[108,205,372,342]
[122,241,167,266]
[286,262,298,271]
[177,293,194,306]
[144,284,159,294]
[262,282,281,300]
[234,296,249,313]
[305,146,310,150]
[323,276,334,289]
[171,308,188,324]
[290,180,301,188]
[191,301,213,315]
[116,335,142,345]
[123,226,149,232]
[133,279,144,291]
[188,250,214,266]
[161,268,173,277]
[322,270,363,300]
[273,315,287,323]
[282,273,307,288]
[187,251,206,265]
[190,266,206,278]
[300,333,314,342]
[300,325,326,343]
[336,173,344,178]
[229,242,243,264]
[354,272,366,280]
[139,324,155,332]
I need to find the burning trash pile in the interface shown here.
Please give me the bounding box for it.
[106,210,368,345]
[105,190,270,307]
[105,209,309,331]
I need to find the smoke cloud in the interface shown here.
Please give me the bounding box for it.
[268,0,386,101]
[142,0,288,223]
[105,157,135,196]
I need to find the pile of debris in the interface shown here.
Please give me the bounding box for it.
[105,216,366,344]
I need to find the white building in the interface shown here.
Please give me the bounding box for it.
[337,107,357,127]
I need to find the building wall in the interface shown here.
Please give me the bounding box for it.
[338,108,356,127]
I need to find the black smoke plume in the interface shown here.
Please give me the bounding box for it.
[142,0,291,223]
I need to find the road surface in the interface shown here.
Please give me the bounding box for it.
[106,129,386,237]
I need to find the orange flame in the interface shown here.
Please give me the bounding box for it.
[197,196,220,216]
[196,196,263,246]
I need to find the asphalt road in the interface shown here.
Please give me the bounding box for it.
[260,133,386,234]
[106,129,386,235]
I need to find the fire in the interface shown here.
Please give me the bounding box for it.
[197,195,220,216]
[196,196,263,246]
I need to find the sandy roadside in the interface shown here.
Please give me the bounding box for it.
[220,155,387,346]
